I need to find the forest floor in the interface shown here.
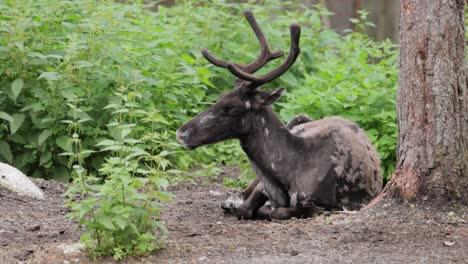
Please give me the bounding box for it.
[1,166,467,264]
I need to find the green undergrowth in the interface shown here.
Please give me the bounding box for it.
[0,0,398,184]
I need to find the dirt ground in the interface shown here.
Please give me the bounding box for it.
[1,166,467,264]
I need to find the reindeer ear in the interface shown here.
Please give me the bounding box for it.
[257,88,286,106]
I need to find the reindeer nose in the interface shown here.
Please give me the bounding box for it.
[176,128,192,149]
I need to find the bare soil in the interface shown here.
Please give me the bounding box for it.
[1,167,467,264]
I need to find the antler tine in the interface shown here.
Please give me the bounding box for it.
[242,10,284,73]
[201,10,284,74]
[226,24,301,87]
[201,48,238,68]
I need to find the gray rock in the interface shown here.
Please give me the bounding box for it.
[0,162,45,200]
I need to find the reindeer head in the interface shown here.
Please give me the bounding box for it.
[176,10,301,150]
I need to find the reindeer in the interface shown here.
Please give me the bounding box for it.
[176,10,383,220]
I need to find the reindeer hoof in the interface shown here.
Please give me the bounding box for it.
[232,204,254,220]
[221,191,244,213]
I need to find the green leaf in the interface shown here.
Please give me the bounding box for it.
[19,103,42,113]
[0,141,13,163]
[114,216,128,230]
[10,78,24,101]
[10,113,25,134]
[7,134,27,145]
[75,61,94,68]
[40,151,52,166]
[60,90,76,100]
[112,108,129,114]
[152,178,169,190]
[120,174,131,188]
[56,136,72,152]
[38,71,61,81]
[96,139,116,146]
[181,53,196,64]
[121,128,131,139]
[38,129,53,146]
[101,145,123,151]
[0,111,13,123]
[98,215,115,230]
[51,166,70,182]
[155,191,172,202]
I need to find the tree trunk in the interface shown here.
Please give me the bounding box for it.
[383,0,468,203]
[362,0,400,42]
[324,0,356,34]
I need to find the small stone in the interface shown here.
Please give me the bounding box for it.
[444,241,455,247]
[216,221,222,225]
[27,225,41,232]
[198,256,207,261]
[57,243,84,254]
[209,190,222,197]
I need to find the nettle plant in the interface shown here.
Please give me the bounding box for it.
[65,83,172,259]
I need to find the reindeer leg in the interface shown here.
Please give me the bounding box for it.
[241,178,261,200]
[221,178,260,212]
[255,203,273,220]
[232,182,268,220]
[269,207,317,220]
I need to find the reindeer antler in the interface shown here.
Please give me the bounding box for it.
[226,24,301,87]
[201,10,285,74]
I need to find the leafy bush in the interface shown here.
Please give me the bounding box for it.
[0,0,397,182]
[64,84,171,259]
[0,0,220,181]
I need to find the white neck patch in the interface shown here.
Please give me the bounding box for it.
[245,101,251,110]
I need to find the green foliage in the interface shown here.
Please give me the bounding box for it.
[65,85,171,259]
[0,0,204,181]
[0,0,398,182]
[223,163,256,189]
[67,169,169,259]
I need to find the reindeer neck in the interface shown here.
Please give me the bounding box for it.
[240,107,300,185]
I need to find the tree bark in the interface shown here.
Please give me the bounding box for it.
[383,0,468,203]
[323,0,356,34]
[362,0,400,42]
